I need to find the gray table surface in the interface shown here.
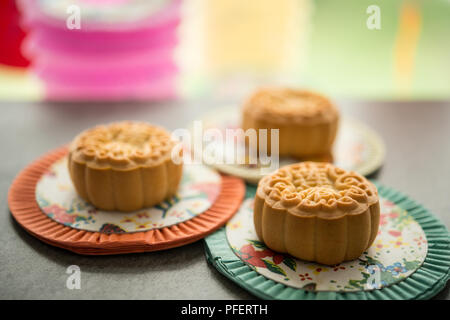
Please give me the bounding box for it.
[0,99,449,299]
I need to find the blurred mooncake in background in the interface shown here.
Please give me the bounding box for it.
[242,87,339,160]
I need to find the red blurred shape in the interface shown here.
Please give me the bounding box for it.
[0,0,30,67]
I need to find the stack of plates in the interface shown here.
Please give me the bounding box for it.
[8,147,246,255]
[18,0,181,100]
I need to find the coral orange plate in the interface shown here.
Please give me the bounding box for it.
[8,146,245,255]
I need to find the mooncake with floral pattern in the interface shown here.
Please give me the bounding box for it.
[254,161,380,265]
[68,121,182,212]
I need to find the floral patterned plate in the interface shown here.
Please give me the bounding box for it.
[205,184,449,299]
[36,157,221,233]
[9,147,246,255]
[226,186,427,292]
[194,105,385,184]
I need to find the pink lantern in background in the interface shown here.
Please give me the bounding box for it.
[18,0,181,101]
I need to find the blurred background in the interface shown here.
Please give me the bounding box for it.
[0,0,449,102]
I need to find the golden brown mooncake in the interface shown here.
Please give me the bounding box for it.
[68,121,183,212]
[242,88,339,159]
[254,162,380,265]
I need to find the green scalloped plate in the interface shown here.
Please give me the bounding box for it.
[204,183,449,300]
